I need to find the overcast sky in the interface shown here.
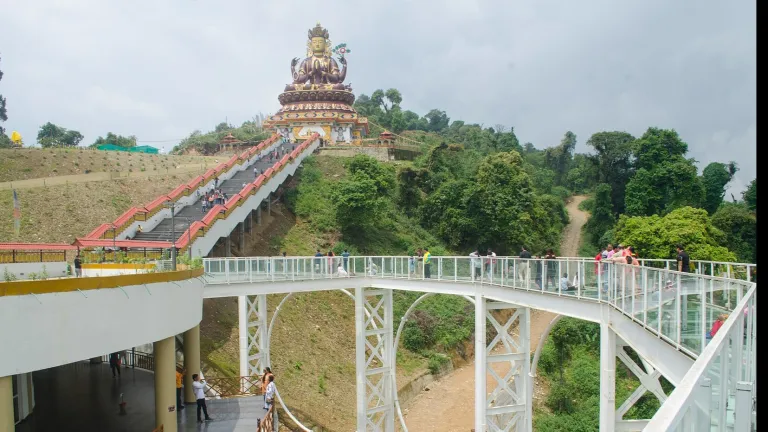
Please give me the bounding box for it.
[0,0,755,193]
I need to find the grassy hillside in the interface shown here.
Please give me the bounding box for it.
[0,172,204,243]
[0,147,219,182]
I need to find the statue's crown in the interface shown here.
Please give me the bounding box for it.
[308,22,329,40]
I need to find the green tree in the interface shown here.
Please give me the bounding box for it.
[347,155,395,196]
[614,206,736,262]
[624,128,703,216]
[37,122,84,147]
[742,179,756,212]
[424,109,450,132]
[92,132,137,148]
[396,167,422,216]
[214,122,232,133]
[419,180,479,249]
[711,203,756,263]
[700,162,738,213]
[586,131,636,214]
[584,184,615,249]
[474,151,536,254]
[333,174,386,238]
[544,131,577,186]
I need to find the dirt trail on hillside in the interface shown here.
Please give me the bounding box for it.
[401,195,589,431]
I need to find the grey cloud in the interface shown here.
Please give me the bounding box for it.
[0,0,755,193]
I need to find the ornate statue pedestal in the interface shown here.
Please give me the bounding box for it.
[264,89,368,145]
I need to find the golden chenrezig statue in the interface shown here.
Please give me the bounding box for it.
[285,22,348,91]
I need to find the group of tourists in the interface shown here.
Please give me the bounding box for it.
[201,188,228,213]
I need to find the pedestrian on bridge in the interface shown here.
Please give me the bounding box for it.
[423,248,432,278]
[262,367,273,409]
[314,250,323,274]
[342,249,350,271]
[109,352,121,378]
[192,374,212,423]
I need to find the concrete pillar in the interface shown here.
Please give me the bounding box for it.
[0,376,13,432]
[249,210,253,234]
[239,222,245,252]
[267,193,272,215]
[256,206,262,226]
[154,336,177,432]
[599,322,616,432]
[225,236,232,257]
[183,325,201,404]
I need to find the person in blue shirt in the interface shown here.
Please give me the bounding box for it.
[314,249,323,273]
[342,249,350,271]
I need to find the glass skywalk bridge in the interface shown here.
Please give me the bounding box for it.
[203,256,756,431]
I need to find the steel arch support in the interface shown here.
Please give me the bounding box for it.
[238,294,268,377]
[477,296,531,432]
[355,287,395,432]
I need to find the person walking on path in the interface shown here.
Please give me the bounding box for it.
[262,367,274,410]
[314,250,323,274]
[423,248,432,278]
[485,248,497,281]
[109,352,121,378]
[192,374,212,423]
[176,367,186,411]
[74,254,82,277]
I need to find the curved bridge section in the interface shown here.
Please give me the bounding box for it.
[0,269,204,377]
[203,255,757,432]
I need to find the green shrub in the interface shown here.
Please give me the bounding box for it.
[427,353,450,374]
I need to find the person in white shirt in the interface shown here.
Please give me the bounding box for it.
[469,250,481,280]
[337,264,348,277]
[264,375,277,410]
[192,374,212,423]
[559,273,576,291]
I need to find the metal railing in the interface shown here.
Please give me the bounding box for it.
[645,284,756,431]
[204,375,262,397]
[100,349,155,371]
[203,255,757,430]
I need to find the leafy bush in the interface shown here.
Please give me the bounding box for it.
[427,353,450,374]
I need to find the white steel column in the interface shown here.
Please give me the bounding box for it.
[600,322,616,432]
[485,302,530,431]
[355,287,394,431]
[238,295,268,378]
[474,293,487,432]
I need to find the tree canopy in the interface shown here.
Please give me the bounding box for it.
[37,122,84,148]
[700,162,738,213]
[91,132,137,148]
[613,206,736,262]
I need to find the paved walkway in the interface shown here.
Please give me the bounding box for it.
[15,361,266,432]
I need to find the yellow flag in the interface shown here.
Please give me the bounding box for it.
[10,131,22,143]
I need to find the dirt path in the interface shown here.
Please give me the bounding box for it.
[401,195,590,431]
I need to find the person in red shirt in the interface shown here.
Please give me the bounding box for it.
[710,314,729,338]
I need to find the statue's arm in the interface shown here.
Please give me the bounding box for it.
[291,58,308,83]
[325,58,344,83]
[337,57,347,83]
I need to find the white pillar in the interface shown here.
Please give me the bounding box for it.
[239,295,268,378]
[599,322,616,432]
[355,287,367,432]
[239,295,247,377]
[474,293,487,432]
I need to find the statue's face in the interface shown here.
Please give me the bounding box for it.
[311,37,326,55]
